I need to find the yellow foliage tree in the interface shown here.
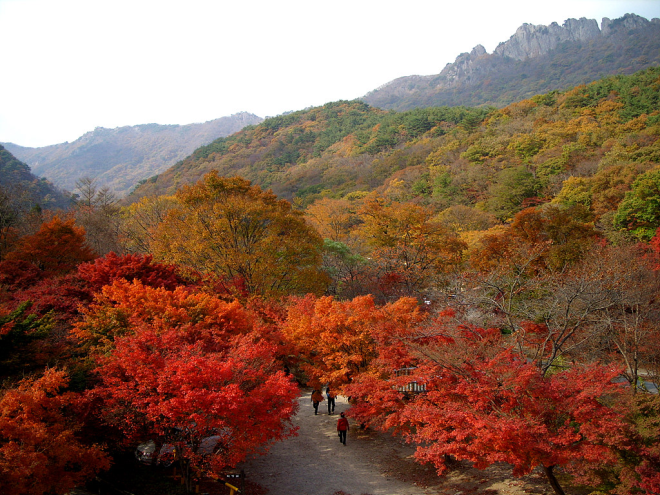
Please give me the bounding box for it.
[150,172,329,298]
[305,197,360,243]
[356,196,466,299]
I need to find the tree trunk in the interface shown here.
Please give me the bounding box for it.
[542,465,565,495]
[178,457,193,493]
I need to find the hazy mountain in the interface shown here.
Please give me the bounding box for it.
[3,112,263,197]
[362,13,660,111]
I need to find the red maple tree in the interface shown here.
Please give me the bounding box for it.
[0,369,110,495]
[89,328,298,491]
[78,279,299,492]
[345,308,630,495]
[78,252,186,292]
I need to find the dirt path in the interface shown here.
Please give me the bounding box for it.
[238,390,554,495]
[238,391,431,495]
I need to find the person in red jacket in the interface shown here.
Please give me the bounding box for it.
[337,412,349,445]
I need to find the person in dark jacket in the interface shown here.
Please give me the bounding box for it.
[311,389,324,415]
[326,386,336,414]
[337,412,349,445]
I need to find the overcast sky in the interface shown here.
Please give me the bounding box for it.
[1,0,659,147]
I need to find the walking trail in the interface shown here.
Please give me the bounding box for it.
[237,389,554,495]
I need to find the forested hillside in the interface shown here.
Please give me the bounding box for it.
[362,13,660,111]
[128,103,490,201]
[0,145,69,212]
[130,67,660,240]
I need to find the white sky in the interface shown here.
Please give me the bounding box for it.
[1,0,659,147]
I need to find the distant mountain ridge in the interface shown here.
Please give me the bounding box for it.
[362,13,660,111]
[3,112,263,197]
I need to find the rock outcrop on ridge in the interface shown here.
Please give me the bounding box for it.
[362,13,660,111]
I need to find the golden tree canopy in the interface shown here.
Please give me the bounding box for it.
[151,172,328,298]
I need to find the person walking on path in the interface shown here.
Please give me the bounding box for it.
[311,389,324,415]
[326,386,336,415]
[337,412,349,445]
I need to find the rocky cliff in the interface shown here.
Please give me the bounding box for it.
[362,13,660,111]
[493,17,601,61]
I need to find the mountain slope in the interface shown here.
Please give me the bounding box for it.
[362,13,660,111]
[127,67,660,242]
[3,112,262,197]
[126,102,490,202]
[0,145,69,210]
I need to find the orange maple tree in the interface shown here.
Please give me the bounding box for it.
[5,216,96,275]
[281,294,425,389]
[74,278,253,352]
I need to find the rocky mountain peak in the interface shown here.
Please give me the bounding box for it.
[439,44,488,83]
[434,13,657,82]
[360,13,660,112]
[601,13,655,36]
[493,17,600,60]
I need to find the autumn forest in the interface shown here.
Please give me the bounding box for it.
[1,67,660,495]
